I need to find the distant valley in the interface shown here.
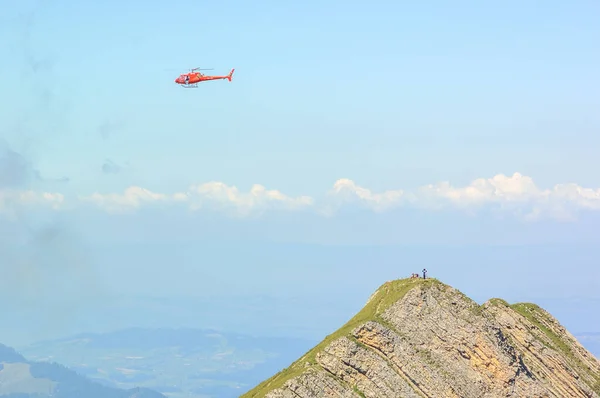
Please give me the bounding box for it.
[17,328,316,398]
[0,343,164,398]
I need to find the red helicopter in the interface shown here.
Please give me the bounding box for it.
[174,67,235,88]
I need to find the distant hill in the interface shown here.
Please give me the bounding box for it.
[0,343,165,398]
[18,328,316,398]
[242,278,600,398]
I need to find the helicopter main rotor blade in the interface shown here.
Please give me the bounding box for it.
[163,67,214,72]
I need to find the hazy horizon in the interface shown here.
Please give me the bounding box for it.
[2,238,599,348]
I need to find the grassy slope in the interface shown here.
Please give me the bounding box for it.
[510,302,600,394]
[240,277,441,398]
[243,278,600,398]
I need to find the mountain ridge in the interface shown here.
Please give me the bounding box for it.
[17,327,317,398]
[241,277,600,398]
[0,342,166,398]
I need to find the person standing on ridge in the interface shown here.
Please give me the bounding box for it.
[422,268,427,279]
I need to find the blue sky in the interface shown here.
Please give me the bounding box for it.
[1,0,600,346]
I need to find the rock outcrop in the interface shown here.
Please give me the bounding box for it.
[241,278,600,398]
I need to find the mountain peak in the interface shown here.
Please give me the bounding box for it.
[242,277,600,398]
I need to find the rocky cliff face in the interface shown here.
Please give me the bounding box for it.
[241,278,600,398]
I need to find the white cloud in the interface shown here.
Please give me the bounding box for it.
[3,172,600,221]
[410,172,547,216]
[175,182,314,217]
[0,189,64,217]
[78,182,314,217]
[78,186,173,214]
[325,178,405,212]
[409,172,600,220]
